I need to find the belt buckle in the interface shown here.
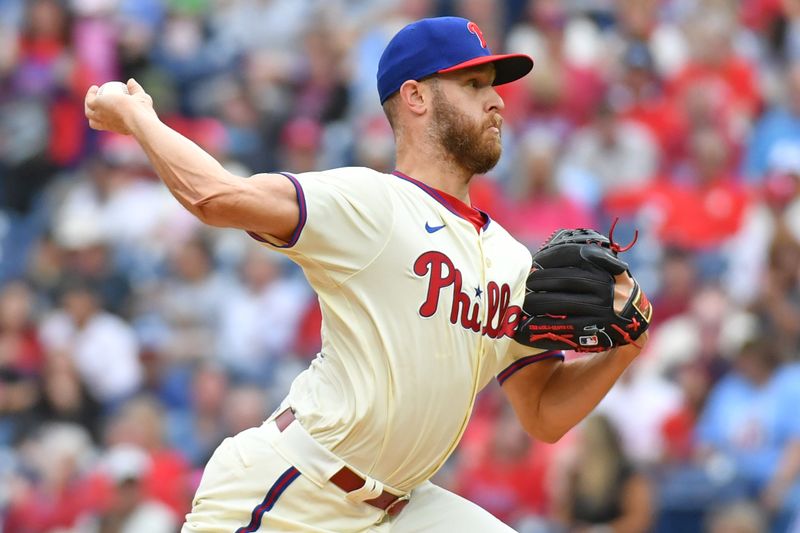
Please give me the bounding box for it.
[384,494,410,517]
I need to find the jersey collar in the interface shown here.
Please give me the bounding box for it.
[392,171,491,233]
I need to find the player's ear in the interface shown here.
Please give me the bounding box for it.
[398,80,427,117]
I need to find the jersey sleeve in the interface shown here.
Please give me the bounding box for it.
[249,168,395,286]
[496,344,565,385]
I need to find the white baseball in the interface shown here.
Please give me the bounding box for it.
[97,81,129,96]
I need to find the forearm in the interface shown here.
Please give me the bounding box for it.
[86,81,299,238]
[545,348,635,433]
[509,342,641,443]
[126,109,237,222]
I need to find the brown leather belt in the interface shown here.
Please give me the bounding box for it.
[275,409,409,517]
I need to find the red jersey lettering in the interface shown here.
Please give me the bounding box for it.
[414,251,521,339]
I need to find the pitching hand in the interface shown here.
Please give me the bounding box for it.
[84,79,155,135]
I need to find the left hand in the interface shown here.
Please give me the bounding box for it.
[514,228,653,352]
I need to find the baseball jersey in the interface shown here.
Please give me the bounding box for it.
[250,167,562,492]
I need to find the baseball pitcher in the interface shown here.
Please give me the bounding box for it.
[84,17,651,533]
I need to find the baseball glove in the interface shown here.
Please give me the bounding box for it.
[513,224,652,352]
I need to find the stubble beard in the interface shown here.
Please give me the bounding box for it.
[429,87,502,176]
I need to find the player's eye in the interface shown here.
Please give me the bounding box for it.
[468,79,479,89]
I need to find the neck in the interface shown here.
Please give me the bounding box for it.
[395,143,473,203]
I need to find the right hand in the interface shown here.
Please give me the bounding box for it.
[84,78,155,135]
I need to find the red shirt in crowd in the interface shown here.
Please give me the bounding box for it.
[605,177,751,250]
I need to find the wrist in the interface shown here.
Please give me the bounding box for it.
[125,102,159,137]
[613,331,648,360]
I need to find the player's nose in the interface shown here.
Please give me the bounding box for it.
[487,87,505,113]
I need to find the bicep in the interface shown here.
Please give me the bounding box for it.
[200,172,300,242]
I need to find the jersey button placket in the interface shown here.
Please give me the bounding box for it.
[477,233,489,357]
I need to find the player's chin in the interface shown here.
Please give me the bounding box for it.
[485,139,502,160]
[485,131,502,150]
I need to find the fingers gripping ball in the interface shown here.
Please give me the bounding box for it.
[514,223,653,352]
[97,81,130,96]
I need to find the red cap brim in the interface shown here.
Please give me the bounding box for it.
[438,53,534,86]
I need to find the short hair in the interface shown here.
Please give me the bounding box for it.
[382,93,400,130]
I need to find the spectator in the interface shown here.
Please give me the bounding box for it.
[352,114,396,172]
[660,361,712,466]
[279,116,323,174]
[650,247,698,326]
[32,351,103,443]
[642,286,754,382]
[562,97,659,198]
[221,384,271,438]
[751,227,800,358]
[143,234,232,364]
[4,0,88,206]
[610,41,687,166]
[453,404,552,527]
[605,126,751,262]
[0,366,38,446]
[56,224,131,317]
[104,395,191,519]
[744,62,800,181]
[668,8,760,152]
[505,0,606,130]
[773,0,800,66]
[289,24,350,124]
[502,129,596,249]
[212,79,272,172]
[696,339,800,532]
[3,423,105,532]
[91,444,177,533]
[53,139,191,277]
[596,360,682,466]
[166,363,228,467]
[707,501,768,533]
[38,276,142,408]
[0,280,44,376]
[25,231,68,305]
[555,414,654,533]
[726,142,800,304]
[216,246,310,383]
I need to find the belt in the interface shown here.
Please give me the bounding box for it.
[275,409,409,517]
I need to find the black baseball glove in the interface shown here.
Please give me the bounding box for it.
[513,226,653,352]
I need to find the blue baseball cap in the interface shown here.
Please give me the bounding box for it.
[377,17,533,104]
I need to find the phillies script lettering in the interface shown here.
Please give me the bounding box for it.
[414,251,522,338]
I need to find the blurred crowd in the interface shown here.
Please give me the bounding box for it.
[2,0,800,532]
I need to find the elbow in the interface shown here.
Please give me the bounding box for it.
[185,173,241,227]
[189,188,236,227]
[192,201,226,227]
[535,428,568,444]
[524,420,568,444]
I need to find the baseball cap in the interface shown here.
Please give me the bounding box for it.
[377,17,533,104]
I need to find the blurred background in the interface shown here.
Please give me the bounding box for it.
[1,0,800,532]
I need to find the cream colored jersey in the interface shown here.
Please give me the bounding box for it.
[250,167,562,492]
